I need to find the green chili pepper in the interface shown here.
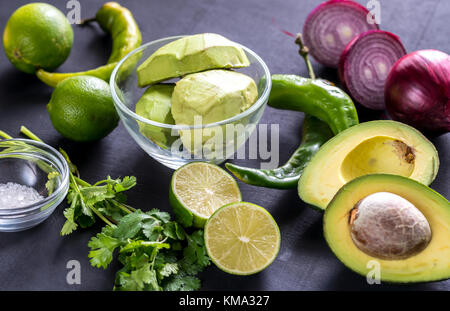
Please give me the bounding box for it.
[267,75,358,135]
[226,34,358,189]
[226,114,333,189]
[36,2,142,87]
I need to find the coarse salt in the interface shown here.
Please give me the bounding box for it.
[0,182,44,209]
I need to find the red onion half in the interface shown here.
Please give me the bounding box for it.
[385,50,450,133]
[303,0,379,68]
[339,30,406,110]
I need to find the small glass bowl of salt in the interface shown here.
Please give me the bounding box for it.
[0,139,69,232]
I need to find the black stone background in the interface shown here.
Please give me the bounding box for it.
[0,0,448,290]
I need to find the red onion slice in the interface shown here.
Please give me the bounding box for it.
[303,0,379,68]
[339,30,406,110]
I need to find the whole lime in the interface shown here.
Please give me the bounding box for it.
[48,76,119,142]
[3,3,73,74]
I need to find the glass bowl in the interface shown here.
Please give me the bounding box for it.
[0,139,69,232]
[110,35,271,169]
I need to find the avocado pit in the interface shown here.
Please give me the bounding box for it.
[349,192,431,260]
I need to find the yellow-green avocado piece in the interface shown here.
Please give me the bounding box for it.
[324,174,450,283]
[135,84,176,148]
[137,33,250,87]
[171,69,258,154]
[298,120,439,210]
[171,69,257,125]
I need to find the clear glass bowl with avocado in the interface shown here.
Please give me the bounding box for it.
[110,34,271,169]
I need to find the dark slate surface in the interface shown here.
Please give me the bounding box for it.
[0,0,448,291]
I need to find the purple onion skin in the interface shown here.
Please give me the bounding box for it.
[385,50,450,134]
[303,0,379,68]
[338,30,406,110]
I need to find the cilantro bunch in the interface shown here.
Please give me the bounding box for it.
[0,127,210,291]
[89,210,209,291]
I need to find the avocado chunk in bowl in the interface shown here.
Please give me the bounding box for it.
[112,34,271,169]
[136,33,250,87]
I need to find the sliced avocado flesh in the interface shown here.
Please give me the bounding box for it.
[324,174,450,283]
[135,84,177,148]
[298,120,439,210]
[171,69,258,154]
[137,33,250,87]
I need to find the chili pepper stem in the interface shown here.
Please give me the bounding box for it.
[295,33,316,80]
[79,17,96,25]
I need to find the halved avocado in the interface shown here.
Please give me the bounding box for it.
[137,33,250,87]
[298,120,439,210]
[324,174,450,283]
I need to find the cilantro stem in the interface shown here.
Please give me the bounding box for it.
[20,126,43,142]
[111,200,134,214]
[0,131,13,139]
[69,172,116,227]
[92,179,108,187]
[90,204,116,227]
[73,175,91,187]
[15,125,136,230]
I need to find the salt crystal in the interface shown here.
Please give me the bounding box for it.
[0,182,44,209]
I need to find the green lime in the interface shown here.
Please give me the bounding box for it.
[3,3,73,74]
[204,202,281,275]
[47,76,119,142]
[169,162,242,228]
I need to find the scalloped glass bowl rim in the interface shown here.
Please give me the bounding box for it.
[0,138,69,216]
[110,35,272,130]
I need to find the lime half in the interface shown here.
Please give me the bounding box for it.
[204,202,281,275]
[169,162,242,228]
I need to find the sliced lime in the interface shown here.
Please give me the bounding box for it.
[204,202,281,275]
[169,162,241,228]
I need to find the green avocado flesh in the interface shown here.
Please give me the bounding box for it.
[298,120,439,210]
[171,69,257,153]
[171,69,257,125]
[137,33,250,87]
[135,84,176,148]
[324,174,450,283]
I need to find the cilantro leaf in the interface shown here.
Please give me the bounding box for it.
[119,240,170,253]
[163,275,201,291]
[146,209,171,223]
[112,210,151,239]
[80,186,115,206]
[163,221,186,240]
[107,176,137,193]
[158,262,179,278]
[45,171,60,196]
[142,218,163,240]
[61,220,78,236]
[117,265,160,291]
[88,230,121,269]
